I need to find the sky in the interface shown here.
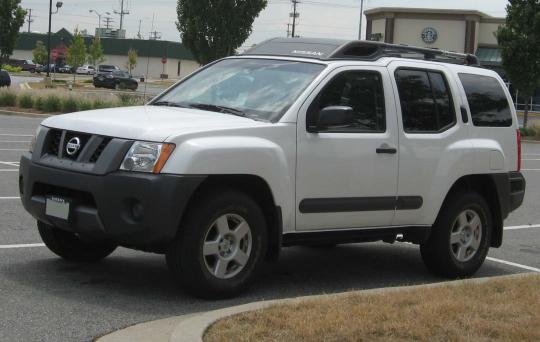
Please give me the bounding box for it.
[19,0,509,49]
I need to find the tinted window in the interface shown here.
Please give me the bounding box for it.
[459,73,512,127]
[309,71,386,132]
[395,69,456,133]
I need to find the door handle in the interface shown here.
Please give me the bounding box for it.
[376,143,397,154]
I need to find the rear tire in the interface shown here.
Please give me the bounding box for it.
[38,221,117,262]
[420,191,491,278]
[166,189,267,299]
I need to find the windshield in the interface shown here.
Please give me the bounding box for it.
[153,58,325,121]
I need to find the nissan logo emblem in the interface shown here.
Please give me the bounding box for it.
[66,137,81,156]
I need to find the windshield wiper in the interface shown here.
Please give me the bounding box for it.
[185,103,248,117]
[151,101,187,108]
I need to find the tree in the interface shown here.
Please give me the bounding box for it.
[0,0,26,64]
[126,48,137,76]
[497,0,540,128]
[87,37,105,67]
[32,41,47,65]
[176,0,267,65]
[66,30,87,80]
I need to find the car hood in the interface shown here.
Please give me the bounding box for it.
[42,105,270,142]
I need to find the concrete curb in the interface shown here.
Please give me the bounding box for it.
[170,273,534,342]
[523,139,540,144]
[0,109,52,118]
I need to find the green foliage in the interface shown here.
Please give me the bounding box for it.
[32,41,48,65]
[77,99,93,111]
[34,96,44,111]
[176,0,267,65]
[0,90,17,106]
[0,0,26,63]
[1,64,22,72]
[126,48,137,76]
[87,37,105,66]
[66,31,87,73]
[42,95,61,112]
[18,93,33,108]
[497,0,540,127]
[61,97,79,113]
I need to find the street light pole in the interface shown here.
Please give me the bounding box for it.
[46,0,52,78]
[90,10,102,29]
[358,0,364,40]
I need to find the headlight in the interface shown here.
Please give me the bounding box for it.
[120,141,175,173]
[29,126,43,153]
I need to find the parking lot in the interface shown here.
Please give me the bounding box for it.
[0,113,539,342]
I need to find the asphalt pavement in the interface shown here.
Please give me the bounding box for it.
[0,114,539,342]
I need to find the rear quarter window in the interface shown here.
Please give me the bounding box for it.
[459,73,513,127]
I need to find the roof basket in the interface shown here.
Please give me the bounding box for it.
[331,41,480,66]
[243,38,480,66]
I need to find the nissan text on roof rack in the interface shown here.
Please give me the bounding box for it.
[20,38,525,298]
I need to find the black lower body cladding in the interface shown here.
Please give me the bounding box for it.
[19,153,206,245]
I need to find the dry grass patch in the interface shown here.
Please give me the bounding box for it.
[205,275,540,342]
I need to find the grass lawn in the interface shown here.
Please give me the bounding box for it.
[205,274,540,341]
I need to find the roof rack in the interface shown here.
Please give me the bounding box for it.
[243,38,480,66]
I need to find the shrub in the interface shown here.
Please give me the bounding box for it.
[1,64,22,73]
[43,95,61,112]
[77,99,93,111]
[0,91,17,106]
[519,127,527,136]
[34,97,45,111]
[18,94,34,108]
[61,97,79,113]
[526,126,538,137]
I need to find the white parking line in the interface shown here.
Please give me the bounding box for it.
[0,169,18,172]
[0,161,19,166]
[504,224,540,230]
[0,149,26,151]
[0,141,31,143]
[0,197,20,199]
[0,243,45,249]
[523,159,540,161]
[487,257,540,272]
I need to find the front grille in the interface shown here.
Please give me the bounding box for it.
[90,137,112,163]
[46,129,62,156]
[43,129,112,164]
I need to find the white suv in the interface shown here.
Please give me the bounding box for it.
[20,38,525,298]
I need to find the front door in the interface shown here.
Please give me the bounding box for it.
[296,66,399,231]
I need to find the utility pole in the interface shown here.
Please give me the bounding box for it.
[290,0,300,38]
[103,16,114,29]
[149,30,162,40]
[358,0,364,40]
[114,0,130,32]
[137,19,143,39]
[26,9,34,33]
[286,23,291,38]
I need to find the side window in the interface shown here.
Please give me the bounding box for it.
[459,73,512,127]
[395,69,456,133]
[308,70,386,132]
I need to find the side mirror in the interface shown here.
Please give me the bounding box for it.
[312,106,354,132]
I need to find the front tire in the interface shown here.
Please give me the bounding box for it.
[166,189,268,299]
[420,192,491,278]
[38,221,117,262]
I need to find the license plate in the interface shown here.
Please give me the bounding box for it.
[45,196,70,220]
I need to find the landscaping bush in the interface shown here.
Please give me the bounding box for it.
[34,97,45,111]
[18,94,34,108]
[61,97,79,113]
[0,91,17,106]
[1,64,22,73]
[77,99,93,111]
[43,95,61,112]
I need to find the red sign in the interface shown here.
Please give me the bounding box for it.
[161,57,167,64]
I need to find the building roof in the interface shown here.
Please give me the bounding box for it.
[365,7,505,22]
[14,29,195,60]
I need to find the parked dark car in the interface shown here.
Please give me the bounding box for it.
[97,64,120,74]
[0,69,11,87]
[93,70,138,90]
[37,64,57,73]
[8,59,39,73]
[58,65,73,73]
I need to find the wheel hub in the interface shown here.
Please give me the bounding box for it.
[218,235,235,257]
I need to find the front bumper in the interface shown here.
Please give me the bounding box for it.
[19,153,205,245]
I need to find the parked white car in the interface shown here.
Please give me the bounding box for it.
[20,38,525,299]
[75,65,95,75]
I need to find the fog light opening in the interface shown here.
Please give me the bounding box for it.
[131,201,144,221]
